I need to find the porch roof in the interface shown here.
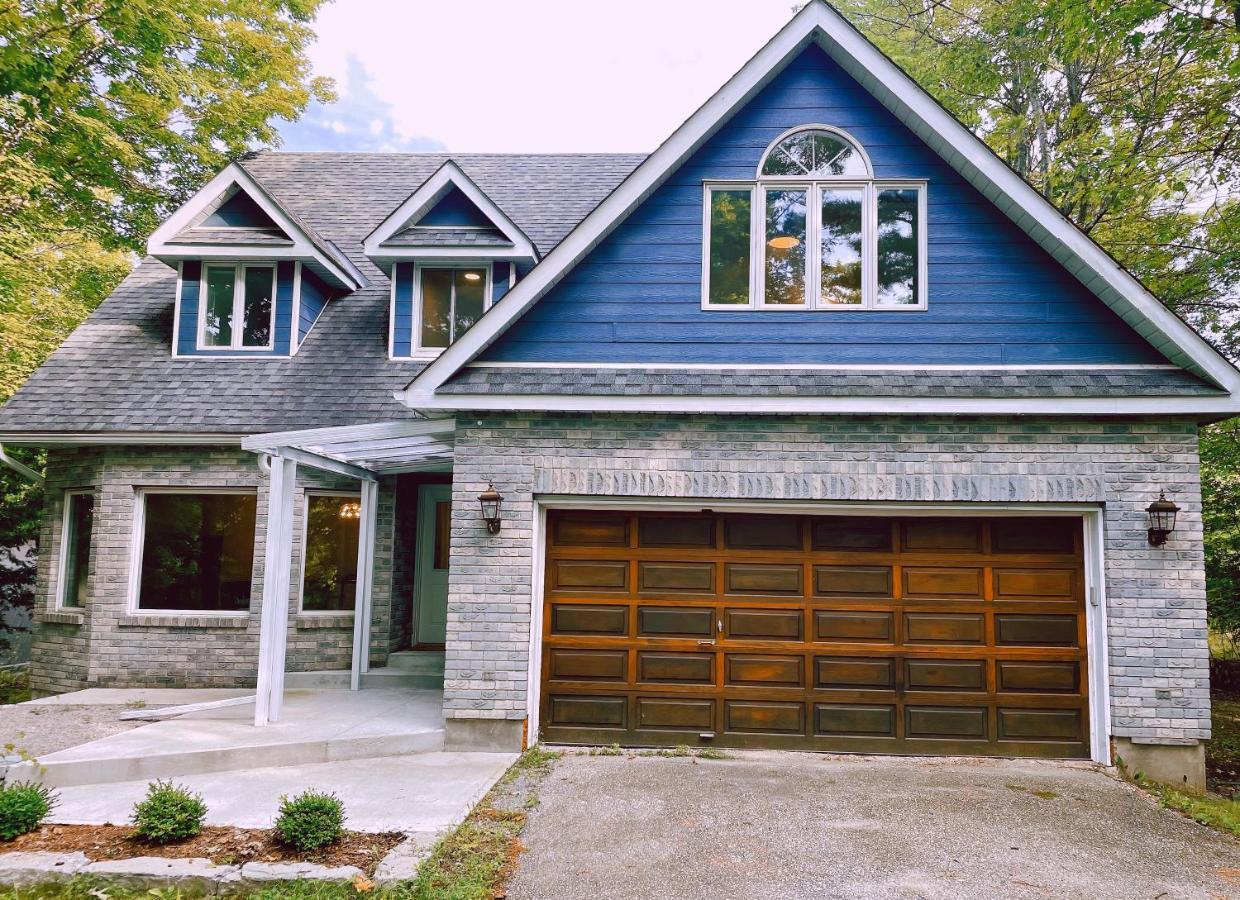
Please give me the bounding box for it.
[241,418,455,479]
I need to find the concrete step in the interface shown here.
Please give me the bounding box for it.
[7,688,446,790]
[284,667,442,690]
[385,651,446,674]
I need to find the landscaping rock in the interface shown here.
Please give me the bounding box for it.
[237,860,363,884]
[373,832,440,884]
[0,851,90,886]
[82,856,235,894]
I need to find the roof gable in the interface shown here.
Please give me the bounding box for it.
[363,160,537,271]
[399,0,1240,412]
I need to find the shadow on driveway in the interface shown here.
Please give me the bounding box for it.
[508,752,1239,900]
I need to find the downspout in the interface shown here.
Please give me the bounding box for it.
[0,444,44,485]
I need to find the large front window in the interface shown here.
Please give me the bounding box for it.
[417,265,488,351]
[135,492,257,612]
[300,493,361,613]
[200,263,275,349]
[702,127,926,310]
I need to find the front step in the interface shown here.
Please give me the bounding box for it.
[284,664,442,691]
[386,651,446,675]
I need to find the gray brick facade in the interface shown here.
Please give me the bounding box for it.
[30,447,403,693]
[446,413,1209,747]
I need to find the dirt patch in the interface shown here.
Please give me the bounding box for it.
[0,705,140,758]
[3,824,403,875]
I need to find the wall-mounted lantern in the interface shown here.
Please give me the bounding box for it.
[478,483,504,534]
[1146,492,1180,547]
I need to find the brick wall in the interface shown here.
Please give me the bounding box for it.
[446,413,1208,745]
[30,446,401,692]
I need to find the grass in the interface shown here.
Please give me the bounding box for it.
[0,746,563,900]
[1207,697,1240,791]
[1131,774,1240,838]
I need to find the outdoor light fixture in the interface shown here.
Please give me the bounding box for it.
[1146,492,1180,547]
[478,483,503,534]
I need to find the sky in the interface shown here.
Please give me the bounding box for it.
[278,0,803,154]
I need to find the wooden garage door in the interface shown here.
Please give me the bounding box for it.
[540,511,1090,758]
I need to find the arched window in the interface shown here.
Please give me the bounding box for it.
[702,126,925,310]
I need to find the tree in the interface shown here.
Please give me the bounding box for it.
[0,0,334,401]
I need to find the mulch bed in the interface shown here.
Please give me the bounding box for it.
[3,824,404,875]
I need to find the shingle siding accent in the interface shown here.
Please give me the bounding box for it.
[29,447,401,692]
[446,413,1209,745]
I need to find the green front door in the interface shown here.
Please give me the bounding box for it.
[414,484,452,645]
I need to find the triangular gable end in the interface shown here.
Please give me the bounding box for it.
[148,163,366,291]
[363,160,537,274]
[398,0,1240,415]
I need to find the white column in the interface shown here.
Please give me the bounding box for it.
[255,454,298,725]
[350,478,379,690]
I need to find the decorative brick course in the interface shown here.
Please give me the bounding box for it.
[446,413,1208,745]
[30,447,402,693]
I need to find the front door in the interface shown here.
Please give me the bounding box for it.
[414,484,452,646]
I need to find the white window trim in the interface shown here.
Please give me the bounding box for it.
[756,124,876,180]
[196,261,278,352]
[701,178,928,311]
[55,489,93,612]
[297,489,361,616]
[410,262,494,360]
[127,487,259,617]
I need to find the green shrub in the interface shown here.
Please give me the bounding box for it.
[0,781,57,840]
[131,780,207,843]
[274,790,346,851]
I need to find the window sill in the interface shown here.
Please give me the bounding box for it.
[295,613,355,630]
[39,610,85,626]
[119,614,250,629]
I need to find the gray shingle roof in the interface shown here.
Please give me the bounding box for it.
[385,226,514,248]
[170,226,293,246]
[0,152,644,436]
[437,366,1225,398]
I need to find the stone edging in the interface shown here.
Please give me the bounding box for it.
[0,833,437,891]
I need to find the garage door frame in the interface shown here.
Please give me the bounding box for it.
[525,498,1111,764]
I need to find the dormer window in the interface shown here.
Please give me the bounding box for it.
[417,265,488,350]
[703,126,927,310]
[200,262,276,350]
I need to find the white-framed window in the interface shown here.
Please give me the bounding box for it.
[56,489,94,610]
[702,126,928,310]
[198,262,276,350]
[298,491,361,614]
[412,263,491,357]
[128,488,258,614]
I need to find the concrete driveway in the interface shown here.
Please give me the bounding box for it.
[508,752,1240,900]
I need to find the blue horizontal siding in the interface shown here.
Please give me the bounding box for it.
[480,44,1166,366]
[392,262,414,357]
[298,267,331,345]
[176,260,296,357]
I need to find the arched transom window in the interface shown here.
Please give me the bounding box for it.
[703,126,926,310]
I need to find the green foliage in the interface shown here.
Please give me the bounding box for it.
[1202,419,1240,638]
[0,0,334,403]
[274,790,346,851]
[130,781,207,844]
[1134,773,1240,837]
[0,667,31,705]
[836,0,1240,357]
[0,781,57,841]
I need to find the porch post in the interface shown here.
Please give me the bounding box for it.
[350,478,378,690]
[255,454,298,725]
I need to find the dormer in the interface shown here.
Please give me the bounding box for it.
[364,162,538,359]
[148,163,367,357]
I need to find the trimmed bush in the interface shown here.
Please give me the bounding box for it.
[131,780,207,843]
[274,790,346,851]
[0,782,57,841]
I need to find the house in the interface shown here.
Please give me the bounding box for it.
[0,1,1233,790]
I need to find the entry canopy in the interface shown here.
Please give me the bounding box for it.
[242,419,455,480]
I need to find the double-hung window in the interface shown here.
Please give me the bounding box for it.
[199,262,276,349]
[58,490,94,610]
[703,126,927,310]
[415,264,489,354]
[300,492,361,613]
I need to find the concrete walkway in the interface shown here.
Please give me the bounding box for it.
[47,751,516,834]
[508,752,1240,900]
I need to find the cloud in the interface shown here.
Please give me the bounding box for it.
[277,56,445,153]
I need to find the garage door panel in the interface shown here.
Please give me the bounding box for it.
[638,652,714,684]
[814,565,893,597]
[638,606,714,638]
[816,656,896,689]
[639,561,714,593]
[815,610,894,643]
[726,700,805,734]
[637,697,715,731]
[550,604,628,636]
[542,511,1089,758]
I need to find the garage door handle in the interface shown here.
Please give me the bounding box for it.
[697,640,716,648]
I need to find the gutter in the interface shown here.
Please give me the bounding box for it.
[0,444,43,485]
